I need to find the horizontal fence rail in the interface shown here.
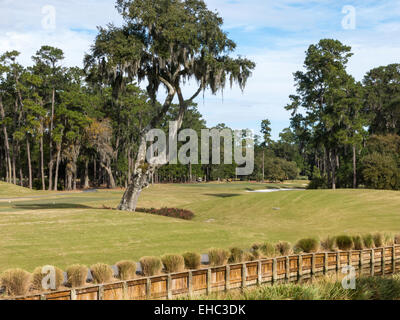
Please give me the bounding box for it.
[6,245,400,301]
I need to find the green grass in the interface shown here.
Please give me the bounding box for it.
[1,181,400,272]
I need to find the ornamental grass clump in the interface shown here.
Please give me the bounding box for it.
[335,235,354,251]
[384,233,394,246]
[208,248,229,266]
[352,236,364,250]
[395,234,400,245]
[228,247,244,263]
[363,234,375,249]
[0,269,32,297]
[116,261,137,280]
[321,236,336,252]
[66,265,88,288]
[373,233,384,248]
[162,255,185,273]
[32,266,64,291]
[250,243,263,259]
[295,238,319,253]
[183,252,201,270]
[90,263,113,284]
[140,257,163,276]
[275,241,292,256]
[260,242,277,257]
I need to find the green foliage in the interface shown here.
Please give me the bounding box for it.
[335,235,354,251]
[373,233,384,248]
[66,265,88,288]
[352,236,364,250]
[361,153,400,190]
[208,248,229,266]
[116,260,136,280]
[183,252,201,270]
[90,263,114,284]
[295,238,319,253]
[260,242,277,257]
[161,255,185,273]
[362,234,375,249]
[139,257,163,276]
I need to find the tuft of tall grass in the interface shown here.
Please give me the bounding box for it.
[32,266,64,291]
[260,242,277,257]
[140,257,163,276]
[321,236,337,252]
[335,235,354,251]
[0,269,32,296]
[373,233,384,248]
[116,261,136,280]
[66,265,88,288]
[295,238,319,253]
[162,255,185,273]
[208,248,229,266]
[275,241,292,256]
[362,234,375,248]
[384,233,394,246]
[183,252,201,270]
[352,235,364,250]
[250,243,263,259]
[228,247,244,263]
[90,263,114,284]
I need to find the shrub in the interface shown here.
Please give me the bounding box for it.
[352,236,364,250]
[208,248,229,266]
[162,255,185,273]
[0,269,32,296]
[183,252,201,270]
[32,266,64,291]
[135,207,195,220]
[384,233,394,246]
[90,263,113,284]
[228,247,244,263]
[362,234,375,249]
[321,237,336,251]
[260,242,277,257]
[116,261,136,280]
[275,241,292,256]
[66,265,88,287]
[373,233,384,248]
[140,257,163,276]
[243,252,256,262]
[295,238,319,253]
[336,235,354,251]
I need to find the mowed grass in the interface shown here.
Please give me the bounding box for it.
[1,180,400,272]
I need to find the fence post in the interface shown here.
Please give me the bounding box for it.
[207,268,212,295]
[188,271,193,297]
[98,285,104,300]
[298,255,303,279]
[225,265,230,291]
[241,263,247,289]
[371,249,375,276]
[257,261,262,285]
[146,278,151,299]
[382,248,385,276]
[272,259,277,283]
[348,250,352,267]
[311,253,316,276]
[167,275,172,300]
[324,253,329,274]
[122,281,128,300]
[286,257,290,280]
[393,245,396,273]
[336,252,341,271]
[70,289,77,301]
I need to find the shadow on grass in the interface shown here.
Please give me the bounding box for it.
[13,203,95,210]
[204,193,241,198]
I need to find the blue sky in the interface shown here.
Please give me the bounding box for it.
[1,0,400,139]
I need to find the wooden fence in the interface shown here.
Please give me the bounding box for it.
[8,245,400,300]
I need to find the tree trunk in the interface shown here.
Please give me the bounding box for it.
[262,149,265,183]
[331,150,336,190]
[40,128,45,190]
[84,159,90,189]
[26,138,32,189]
[101,162,116,189]
[48,88,55,191]
[353,145,357,189]
[0,97,12,183]
[54,144,61,191]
